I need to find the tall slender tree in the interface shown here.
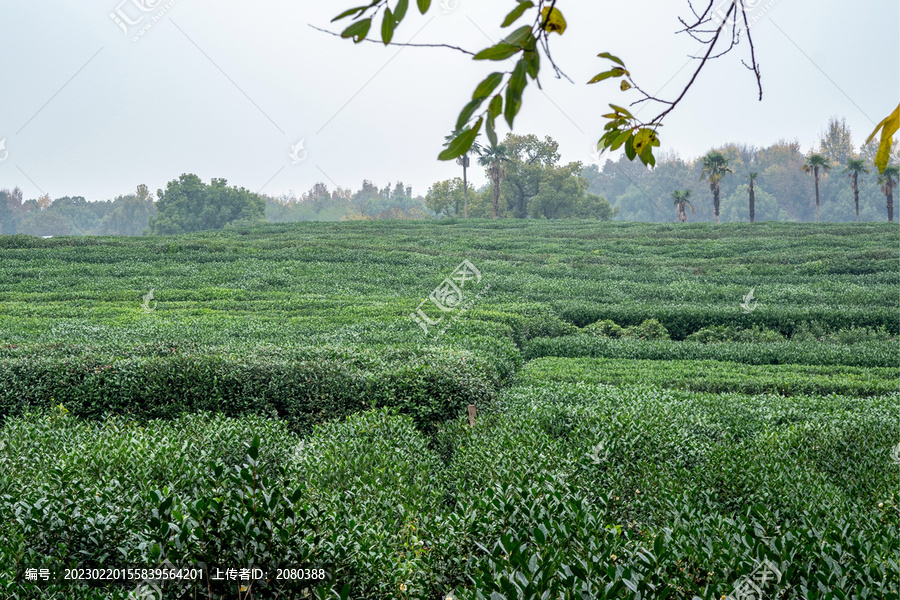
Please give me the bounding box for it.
[699,151,732,223]
[746,172,758,222]
[672,189,694,223]
[801,154,832,222]
[444,130,482,219]
[477,144,511,219]
[877,165,898,222]
[843,158,869,222]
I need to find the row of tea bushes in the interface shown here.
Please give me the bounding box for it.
[523,334,900,368]
[516,356,900,397]
[0,345,501,434]
[552,301,898,338]
[3,382,897,599]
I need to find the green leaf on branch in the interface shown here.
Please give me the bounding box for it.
[624,134,637,160]
[609,104,634,119]
[597,52,626,67]
[503,25,534,47]
[501,1,534,27]
[609,129,632,151]
[523,50,540,80]
[474,43,522,61]
[332,6,368,21]
[456,97,487,131]
[394,0,408,22]
[341,18,372,42]
[504,59,528,128]
[473,72,505,100]
[486,112,498,147]
[381,8,395,44]
[488,94,503,118]
[438,119,483,161]
[416,0,431,14]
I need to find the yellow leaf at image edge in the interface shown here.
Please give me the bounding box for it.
[866,103,899,173]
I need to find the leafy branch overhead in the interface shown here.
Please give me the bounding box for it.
[330,1,766,165]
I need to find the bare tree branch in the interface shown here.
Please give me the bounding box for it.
[308,24,477,56]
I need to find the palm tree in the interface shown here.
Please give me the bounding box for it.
[843,158,869,222]
[801,154,832,222]
[477,145,511,219]
[699,151,732,223]
[746,172,758,222]
[443,129,482,219]
[672,189,694,223]
[877,165,898,222]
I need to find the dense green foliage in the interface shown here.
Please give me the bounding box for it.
[518,356,900,397]
[0,220,897,598]
[3,387,896,599]
[148,175,266,235]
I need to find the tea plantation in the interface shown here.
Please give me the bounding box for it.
[0,221,897,599]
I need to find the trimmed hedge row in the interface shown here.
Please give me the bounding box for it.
[516,356,900,397]
[0,346,498,434]
[522,334,899,368]
[552,301,899,338]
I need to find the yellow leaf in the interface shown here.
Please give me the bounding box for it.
[540,7,566,35]
[620,80,632,91]
[866,103,899,174]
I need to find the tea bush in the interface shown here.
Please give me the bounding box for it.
[523,335,899,367]
[685,324,785,343]
[0,221,897,598]
[517,356,900,397]
[0,346,499,434]
[4,384,897,599]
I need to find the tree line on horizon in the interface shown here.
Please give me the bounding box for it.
[0,117,896,237]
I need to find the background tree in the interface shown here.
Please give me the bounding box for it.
[801,154,832,222]
[672,189,694,223]
[424,178,470,218]
[444,129,482,219]
[877,165,898,222]
[477,144,511,218]
[528,162,588,219]
[147,174,265,235]
[502,134,562,219]
[844,159,869,222]
[819,116,856,165]
[747,172,758,222]
[700,151,732,223]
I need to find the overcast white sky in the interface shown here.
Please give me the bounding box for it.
[0,1,896,201]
